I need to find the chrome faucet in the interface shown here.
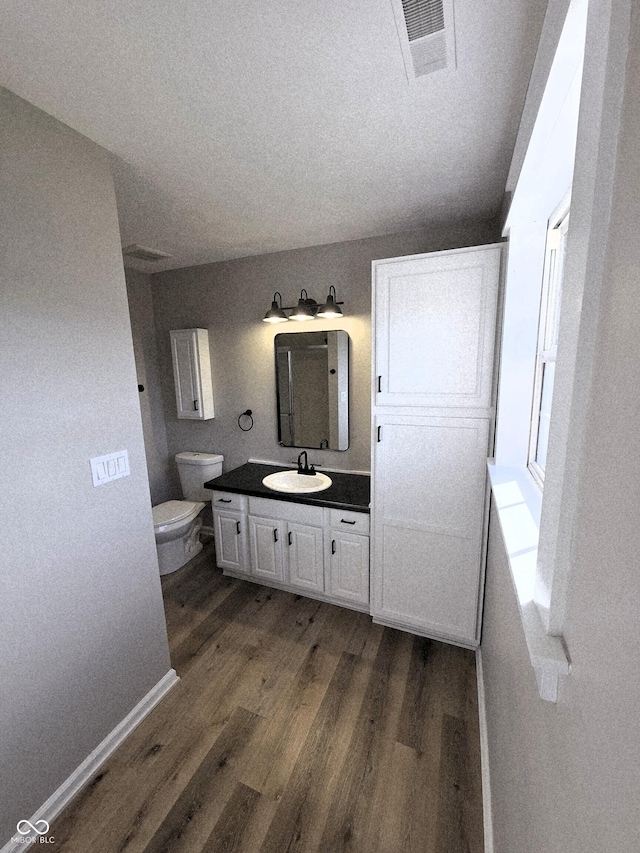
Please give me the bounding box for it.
[297,450,316,475]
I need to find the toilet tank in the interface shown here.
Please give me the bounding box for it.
[176,452,224,501]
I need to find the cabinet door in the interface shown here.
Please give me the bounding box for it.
[286,523,324,593]
[371,415,489,645]
[213,511,249,573]
[373,245,501,412]
[170,329,214,420]
[327,531,369,606]
[249,516,284,582]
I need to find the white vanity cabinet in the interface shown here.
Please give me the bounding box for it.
[248,514,285,583]
[325,510,370,607]
[248,497,324,593]
[286,522,325,593]
[211,492,249,574]
[170,328,215,420]
[211,491,369,609]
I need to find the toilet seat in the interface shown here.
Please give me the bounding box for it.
[152,500,202,530]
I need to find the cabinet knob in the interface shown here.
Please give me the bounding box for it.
[331,540,336,554]
[236,521,241,535]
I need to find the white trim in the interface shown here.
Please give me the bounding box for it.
[1,669,179,853]
[534,0,633,634]
[475,650,494,853]
[487,461,570,703]
[505,0,572,196]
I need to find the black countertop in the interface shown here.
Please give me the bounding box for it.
[205,462,370,513]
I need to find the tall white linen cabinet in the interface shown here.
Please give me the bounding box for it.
[371,244,503,648]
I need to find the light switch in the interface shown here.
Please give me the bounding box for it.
[91,450,130,487]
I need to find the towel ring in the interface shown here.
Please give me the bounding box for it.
[238,409,254,431]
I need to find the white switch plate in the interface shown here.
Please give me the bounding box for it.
[91,450,130,487]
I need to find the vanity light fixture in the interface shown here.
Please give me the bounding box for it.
[289,289,317,321]
[316,285,343,319]
[263,292,289,323]
[262,288,345,323]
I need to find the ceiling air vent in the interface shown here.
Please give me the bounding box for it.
[122,244,172,262]
[390,0,456,82]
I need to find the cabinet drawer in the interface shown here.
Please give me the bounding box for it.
[249,496,323,527]
[211,491,248,513]
[329,509,369,535]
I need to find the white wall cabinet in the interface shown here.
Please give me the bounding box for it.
[170,328,215,420]
[211,491,369,609]
[371,244,502,648]
[372,415,490,644]
[373,246,501,415]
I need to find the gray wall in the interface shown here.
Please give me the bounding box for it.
[481,3,640,850]
[0,89,172,843]
[151,221,501,477]
[125,269,176,504]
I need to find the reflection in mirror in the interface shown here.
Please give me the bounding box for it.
[275,331,349,451]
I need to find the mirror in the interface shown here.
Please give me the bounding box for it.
[275,331,349,451]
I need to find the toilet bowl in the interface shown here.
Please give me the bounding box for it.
[153,500,205,575]
[152,451,223,575]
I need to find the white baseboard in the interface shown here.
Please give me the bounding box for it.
[476,649,494,853]
[1,669,179,853]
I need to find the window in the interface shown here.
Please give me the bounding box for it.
[528,204,570,486]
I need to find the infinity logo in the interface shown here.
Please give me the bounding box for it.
[16,819,50,836]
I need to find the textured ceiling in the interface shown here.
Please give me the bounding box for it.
[0,0,547,271]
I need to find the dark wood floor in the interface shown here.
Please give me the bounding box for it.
[52,542,484,852]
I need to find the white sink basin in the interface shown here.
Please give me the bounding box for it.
[262,470,332,494]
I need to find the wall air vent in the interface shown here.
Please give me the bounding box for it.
[390,0,456,82]
[122,244,172,262]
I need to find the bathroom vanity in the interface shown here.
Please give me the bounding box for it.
[205,462,371,611]
[204,241,501,649]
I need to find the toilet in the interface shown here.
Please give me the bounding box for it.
[152,452,223,575]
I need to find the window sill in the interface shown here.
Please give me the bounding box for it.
[487,460,570,702]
